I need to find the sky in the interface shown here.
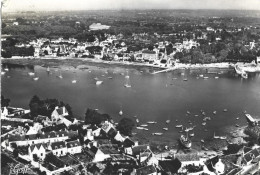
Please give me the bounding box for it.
[2,0,260,12]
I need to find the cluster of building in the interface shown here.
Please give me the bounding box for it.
[1,104,260,175]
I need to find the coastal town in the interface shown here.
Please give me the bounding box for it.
[1,2,260,175]
[1,95,260,175]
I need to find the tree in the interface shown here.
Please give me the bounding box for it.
[116,118,135,136]
[85,108,111,125]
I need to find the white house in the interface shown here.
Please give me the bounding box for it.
[51,106,69,122]
[66,140,82,154]
[28,143,48,161]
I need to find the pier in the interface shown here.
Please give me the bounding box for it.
[152,67,177,74]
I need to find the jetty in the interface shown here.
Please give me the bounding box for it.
[152,67,177,74]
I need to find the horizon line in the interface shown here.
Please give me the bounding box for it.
[3,8,260,13]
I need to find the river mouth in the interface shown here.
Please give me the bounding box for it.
[1,60,260,151]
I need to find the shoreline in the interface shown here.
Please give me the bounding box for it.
[1,57,235,71]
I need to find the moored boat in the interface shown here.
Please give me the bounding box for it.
[119,110,123,116]
[96,81,103,85]
[163,128,168,131]
[147,121,157,124]
[175,125,183,128]
[166,120,170,124]
[140,124,148,127]
[152,132,163,136]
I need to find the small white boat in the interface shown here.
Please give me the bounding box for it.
[202,112,206,116]
[47,67,50,72]
[186,111,191,115]
[124,84,131,88]
[163,128,168,131]
[223,109,228,112]
[4,68,9,71]
[199,74,204,77]
[136,127,144,130]
[140,124,148,127]
[94,77,99,81]
[136,119,139,123]
[108,77,113,79]
[236,124,240,127]
[152,132,163,136]
[96,81,103,85]
[119,110,123,116]
[202,122,206,126]
[147,121,157,124]
[1,72,6,75]
[28,72,35,76]
[201,139,205,143]
[213,111,217,115]
[181,72,185,76]
[33,77,39,81]
[203,77,209,79]
[236,117,239,120]
[72,80,77,83]
[189,132,195,137]
[219,136,227,140]
[166,120,170,124]
[194,114,199,117]
[183,78,188,81]
[143,128,149,131]
[215,76,219,79]
[175,125,183,128]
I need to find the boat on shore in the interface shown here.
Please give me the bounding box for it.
[179,134,192,149]
[219,136,227,140]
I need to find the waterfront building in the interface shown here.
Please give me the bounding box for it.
[51,106,69,122]
[142,50,157,62]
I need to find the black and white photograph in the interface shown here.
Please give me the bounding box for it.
[1,0,260,174]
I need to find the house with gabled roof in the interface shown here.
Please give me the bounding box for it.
[28,143,48,160]
[51,106,69,122]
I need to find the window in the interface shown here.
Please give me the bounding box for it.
[32,141,34,144]
[41,153,43,156]
[61,150,63,155]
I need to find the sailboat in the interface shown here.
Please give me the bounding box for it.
[119,106,123,116]
[124,71,131,88]
[57,70,63,79]
[72,73,77,83]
